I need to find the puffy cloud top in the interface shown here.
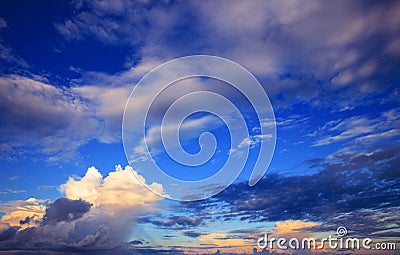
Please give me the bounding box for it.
[60,165,164,208]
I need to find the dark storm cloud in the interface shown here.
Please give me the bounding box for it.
[129,239,143,245]
[43,198,91,225]
[0,226,18,242]
[139,215,203,230]
[19,216,32,225]
[183,231,204,238]
[185,146,400,237]
[0,198,108,252]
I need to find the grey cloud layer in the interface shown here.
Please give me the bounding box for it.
[181,145,400,238]
[56,0,400,106]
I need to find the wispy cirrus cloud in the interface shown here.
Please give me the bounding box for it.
[313,109,400,147]
[0,74,98,161]
[0,17,6,29]
[0,17,29,71]
[0,43,29,70]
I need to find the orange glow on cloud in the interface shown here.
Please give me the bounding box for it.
[273,220,318,238]
[0,198,45,230]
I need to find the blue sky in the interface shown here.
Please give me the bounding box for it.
[0,0,399,254]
